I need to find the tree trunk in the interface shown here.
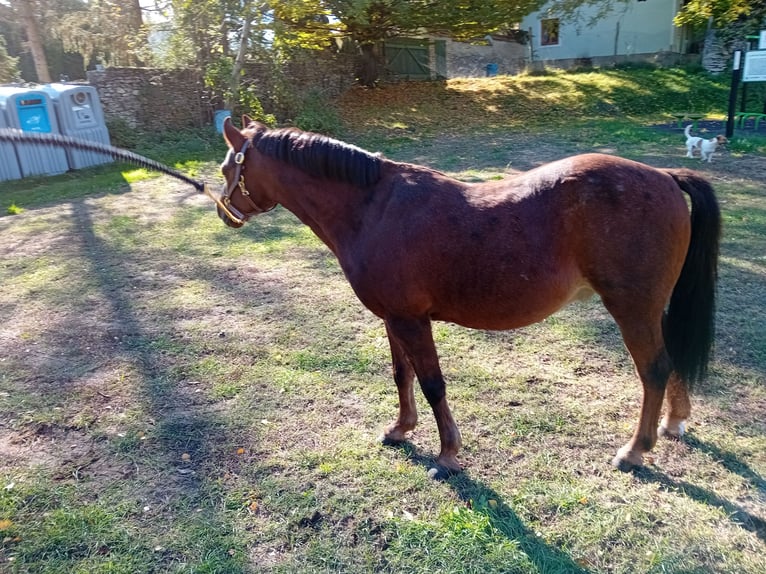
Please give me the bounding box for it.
[226,0,254,112]
[126,0,143,29]
[125,0,147,66]
[356,43,381,88]
[15,0,51,83]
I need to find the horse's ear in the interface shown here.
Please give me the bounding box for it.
[222,116,245,149]
[242,114,254,127]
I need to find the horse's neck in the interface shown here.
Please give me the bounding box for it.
[271,167,369,254]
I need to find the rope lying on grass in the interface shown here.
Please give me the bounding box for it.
[0,128,206,192]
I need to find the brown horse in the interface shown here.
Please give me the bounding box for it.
[215,115,720,476]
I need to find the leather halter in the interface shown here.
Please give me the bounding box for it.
[204,137,274,225]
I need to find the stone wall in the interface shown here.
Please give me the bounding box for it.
[86,67,208,132]
[445,37,529,77]
[85,52,356,133]
[241,52,357,119]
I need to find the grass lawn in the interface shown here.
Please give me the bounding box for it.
[1,67,765,573]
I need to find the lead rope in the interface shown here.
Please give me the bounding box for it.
[0,128,206,192]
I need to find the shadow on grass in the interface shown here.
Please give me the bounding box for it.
[632,441,766,543]
[448,473,591,573]
[389,442,591,573]
[684,434,766,494]
[65,201,248,571]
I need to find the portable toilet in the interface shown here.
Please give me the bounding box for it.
[42,83,112,169]
[0,87,68,177]
[0,107,22,182]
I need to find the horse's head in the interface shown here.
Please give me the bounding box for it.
[213,114,277,228]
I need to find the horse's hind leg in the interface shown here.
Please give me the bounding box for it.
[380,322,418,443]
[659,373,691,438]
[605,305,672,471]
[384,316,462,474]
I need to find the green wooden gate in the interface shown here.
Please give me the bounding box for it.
[385,38,447,79]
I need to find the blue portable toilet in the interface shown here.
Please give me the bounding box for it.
[0,87,68,177]
[0,106,22,182]
[42,83,112,169]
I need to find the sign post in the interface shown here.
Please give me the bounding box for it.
[726,51,742,138]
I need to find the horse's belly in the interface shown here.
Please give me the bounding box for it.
[430,277,595,331]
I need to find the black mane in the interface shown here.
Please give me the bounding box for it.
[252,128,382,188]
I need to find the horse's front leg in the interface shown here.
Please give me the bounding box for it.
[384,316,462,475]
[380,322,418,443]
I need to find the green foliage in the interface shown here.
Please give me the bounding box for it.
[105,118,141,149]
[674,0,766,31]
[0,34,19,82]
[204,55,276,124]
[274,0,548,45]
[204,56,235,108]
[294,90,344,135]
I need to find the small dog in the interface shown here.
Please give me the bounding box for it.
[684,124,727,162]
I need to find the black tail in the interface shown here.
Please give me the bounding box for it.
[664,169,721,389]
[0,128,205,192]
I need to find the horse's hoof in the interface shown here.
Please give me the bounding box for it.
[658,419,685,440]
[612,455,638,472]
[427,455,462,480]
[612,447,643,472]
[427,465,460,480]
[379,432,408,446]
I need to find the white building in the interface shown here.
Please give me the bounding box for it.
[520,0,693,69]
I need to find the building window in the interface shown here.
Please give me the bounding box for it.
[541,18,560,46]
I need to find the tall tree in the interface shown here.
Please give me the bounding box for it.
[56,0,148,67]
[226,0,257,111]
[675,0,766,72]
[11,0,51,82]
[271,0,631,85]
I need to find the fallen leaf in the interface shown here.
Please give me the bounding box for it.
[0,519,13,531]
[236,448,245,455]
[181,453,191,462]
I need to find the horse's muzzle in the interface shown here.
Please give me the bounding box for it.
[217,205,244,228]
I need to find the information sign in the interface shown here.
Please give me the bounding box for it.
[743,50,766,82]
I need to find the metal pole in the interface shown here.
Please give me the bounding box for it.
[726,51,742,138]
